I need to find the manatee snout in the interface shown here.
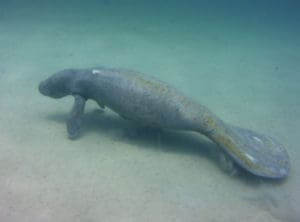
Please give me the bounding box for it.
[38,78,68,99]
[39,80,49,96]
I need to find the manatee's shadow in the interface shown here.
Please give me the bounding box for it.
[45,109,286,185]
[46,109,216,157]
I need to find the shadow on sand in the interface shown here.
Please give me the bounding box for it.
[45,108,288,186]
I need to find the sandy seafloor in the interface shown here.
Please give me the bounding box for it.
[0,0,300,221]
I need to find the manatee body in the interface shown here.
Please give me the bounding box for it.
[39,67,290,179]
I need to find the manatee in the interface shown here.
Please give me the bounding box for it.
[39,67,290,179]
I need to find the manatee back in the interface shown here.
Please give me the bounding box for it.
[91,68,201,129]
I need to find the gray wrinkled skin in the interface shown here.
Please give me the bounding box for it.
[39,67,217,133]
[39,67,290,179]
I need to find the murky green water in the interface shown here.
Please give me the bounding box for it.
[0,1,299,221]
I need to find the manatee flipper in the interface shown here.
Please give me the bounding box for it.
[67,95,86,139]
[209,123,290,178]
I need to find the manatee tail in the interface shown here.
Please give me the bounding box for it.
[206,122,290,179]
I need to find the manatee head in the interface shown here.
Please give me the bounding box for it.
[39,69,75,98]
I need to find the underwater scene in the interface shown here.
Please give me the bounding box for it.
[0,0,299,221]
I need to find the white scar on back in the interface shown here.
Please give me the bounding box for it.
[245,153,256,162]
[92,69,101,74]
[253,136,262,143]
